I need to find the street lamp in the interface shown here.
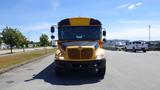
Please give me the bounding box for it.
[149,25,151,42]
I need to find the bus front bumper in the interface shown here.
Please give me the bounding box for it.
[54,59,106,70]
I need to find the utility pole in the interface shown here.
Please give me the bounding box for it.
[149,25,151,43]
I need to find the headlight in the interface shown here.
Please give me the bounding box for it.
[59,57,64,60]
[96,54,105,59]
[55,55,64,60]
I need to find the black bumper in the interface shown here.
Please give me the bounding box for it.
[54,59,106,70]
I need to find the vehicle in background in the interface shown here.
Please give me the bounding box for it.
[51,40,57,47]
[115,41,126,51]
[124,41,148,52]
[103,39,129,50]
[50,17,106,79]
[148,41,160,51]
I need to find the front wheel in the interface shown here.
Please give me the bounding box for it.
[142,49,146,53]
[124,47,128,52]
[97,66,106,79]
[133,47,136,52]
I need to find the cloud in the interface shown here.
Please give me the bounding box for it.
[52,0,59,11]
[24,22,52,31]
[21,22,57,41]
[117,4,130,9]
[117,20,160,24]
[147,12,160,16]
[136,2,143,6]
[128,2,143,10]
[17,22,57,32]
[128,5,135,10]
[116,2,143,10]
[0,22,57,41]
[0,23,49,42]
[107,28,160,40]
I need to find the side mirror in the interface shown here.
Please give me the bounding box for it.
[103,31,106,36]
[51,26,55,33]
[103,38,106,42]
[51,35,55,39]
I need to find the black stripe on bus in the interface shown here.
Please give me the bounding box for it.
[90,18,101,25]
[58,19,70,26]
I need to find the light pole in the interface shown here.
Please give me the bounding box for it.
[149,25,151,43]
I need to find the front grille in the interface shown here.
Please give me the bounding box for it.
[68,48,80,59]
[67,48,93,59]
[81,48,93,59]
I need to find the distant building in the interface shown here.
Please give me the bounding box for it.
[0,43,10,49]
[28,44,34,48]
[28,41,35,48]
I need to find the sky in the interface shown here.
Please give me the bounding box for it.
[0,0,160,41]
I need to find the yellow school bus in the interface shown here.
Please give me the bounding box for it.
[51,17,106,79]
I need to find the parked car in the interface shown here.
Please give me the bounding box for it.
[115,42,126,51]
[124,41,148,52]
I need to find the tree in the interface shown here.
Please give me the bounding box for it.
[0,33,2,45]
[18,31,28,52]
[0,38,2,45]
[39,34,49,54]
[39,34,49,46]
[2,27,28,53]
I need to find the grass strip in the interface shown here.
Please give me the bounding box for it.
[0,48,56,69]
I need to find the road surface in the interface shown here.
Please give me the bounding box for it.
[0,50,160,90]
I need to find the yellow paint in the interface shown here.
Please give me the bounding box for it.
[95,48,105,56]
[55,17,104,61]
[69,17,90,26]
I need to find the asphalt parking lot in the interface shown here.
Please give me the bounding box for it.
[0,50,160,90]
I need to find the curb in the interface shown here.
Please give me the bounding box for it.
[0,53,53,75]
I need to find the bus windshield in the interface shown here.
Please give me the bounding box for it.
[58,26,101,40]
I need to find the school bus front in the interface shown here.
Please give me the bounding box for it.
[51,17,106,79]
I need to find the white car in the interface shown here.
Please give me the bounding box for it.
[124,41,148,52]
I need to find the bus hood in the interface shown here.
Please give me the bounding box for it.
[62,41,98,50]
